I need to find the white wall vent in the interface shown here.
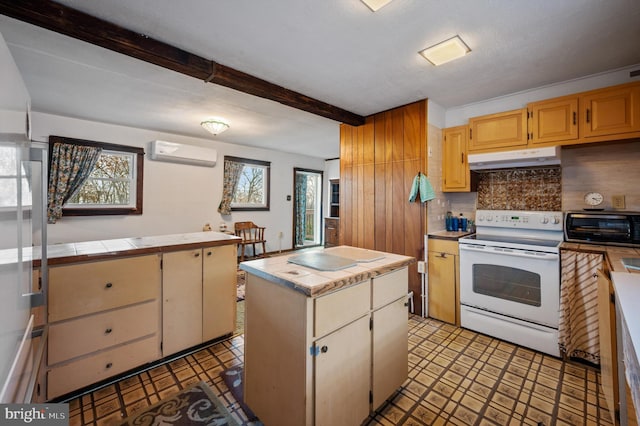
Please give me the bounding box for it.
[149,140,217,167]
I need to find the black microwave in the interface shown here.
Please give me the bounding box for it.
[564,211,640,247]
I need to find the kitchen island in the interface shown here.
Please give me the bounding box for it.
[239,246,414,426]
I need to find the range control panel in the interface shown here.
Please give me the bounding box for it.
[475,210,563,231]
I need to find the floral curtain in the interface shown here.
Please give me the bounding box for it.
[47,142,102,224]
[294,173,307,246]
[218,159,244,215]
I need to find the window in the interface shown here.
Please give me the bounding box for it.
[0,144,32,209]
[228,156,270,211]
[49,136,144,217]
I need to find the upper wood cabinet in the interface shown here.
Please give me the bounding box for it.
[463,82,640,152]
[468,108,528,152]
[528,95,579,145]
[580,82,640,139]
[442,125,475,192]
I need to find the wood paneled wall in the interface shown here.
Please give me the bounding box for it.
[340,100,427,312]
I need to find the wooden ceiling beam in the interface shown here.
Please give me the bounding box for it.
[0,0,366,126]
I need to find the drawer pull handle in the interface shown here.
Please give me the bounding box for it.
[105,282,113,289]
[105,328,113,334]
[321,345,328,353]
[195,252,200,257]
[207,251,212,256]
[106,362,113,369]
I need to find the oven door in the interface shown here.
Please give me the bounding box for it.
[459,243,560,328]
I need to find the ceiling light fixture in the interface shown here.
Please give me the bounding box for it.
[200,117,230,136]
[419,35,471,66]
[360,0,394,12]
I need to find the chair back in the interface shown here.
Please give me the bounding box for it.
[234,221,265,242]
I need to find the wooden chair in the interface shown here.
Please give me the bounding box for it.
[234,221,266,261]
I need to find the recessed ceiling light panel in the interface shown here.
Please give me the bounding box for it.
[360,0,394,12]
[419,35,471,66]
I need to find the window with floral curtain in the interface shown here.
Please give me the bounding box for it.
[218,156,271,214]
[47,142,102,223]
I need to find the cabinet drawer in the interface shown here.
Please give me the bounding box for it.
[428,239,459,255]
[47,335,159,400]
[49,254,161,322]
[372,268,408,310]
[315,280,370,338]
[48,300,159,365]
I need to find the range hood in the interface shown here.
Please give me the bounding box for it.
[468,146,561,170]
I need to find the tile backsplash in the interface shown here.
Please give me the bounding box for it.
[476,167,562,211]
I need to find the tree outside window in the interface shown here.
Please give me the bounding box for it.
[48,136,144,217]
[227,156,270,211]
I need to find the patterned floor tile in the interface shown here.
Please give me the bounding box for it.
[65,315,614,426]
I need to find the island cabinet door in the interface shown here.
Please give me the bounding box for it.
[372,296,408,409]
[314,314,371,426]
[162,249,203,356]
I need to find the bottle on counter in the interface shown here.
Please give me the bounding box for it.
[445,211,453,231]
[451,215,459,232]
[459,213,467,232]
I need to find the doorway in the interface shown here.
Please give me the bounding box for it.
[293,168,323,249]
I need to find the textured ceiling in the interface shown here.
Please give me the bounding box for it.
[1,0,640,158]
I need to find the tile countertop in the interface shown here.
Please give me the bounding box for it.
[0,231,241,267]
[560,242,640,272]
[610,272,640,421]
[239,245,415,298]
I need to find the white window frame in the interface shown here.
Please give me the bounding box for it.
[65,149,137,209]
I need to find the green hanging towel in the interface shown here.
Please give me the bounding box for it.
[408,172,436,203]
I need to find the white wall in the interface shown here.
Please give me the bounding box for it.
[32,112,325,252]
[445,64,640,127]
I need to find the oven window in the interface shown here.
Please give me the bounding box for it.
[472,264,541,307]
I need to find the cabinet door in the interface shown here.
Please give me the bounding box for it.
[443,125,470,192]
[315,315,371,426]
[372,297,408,409]
[597,270,618,424]
[202,244,237,341]
[428,250,456,324]
[162,249,203,356]
[528,96,579,145]
[468,109,528,152]
[580,83,640,138]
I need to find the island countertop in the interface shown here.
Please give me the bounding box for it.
[0,231,241,267]
[239,245,415,297]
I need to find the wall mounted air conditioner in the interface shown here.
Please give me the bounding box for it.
[149,140,217,167]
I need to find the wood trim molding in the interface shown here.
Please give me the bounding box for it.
[0,0,365,126]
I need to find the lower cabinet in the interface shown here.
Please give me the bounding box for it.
[427,239,459,325]
[244,267,408,426]
[45,243,237,400]
[46,254,162,400]
[324,217,340,247]
[163,244,237,356]
[597,269,619,424]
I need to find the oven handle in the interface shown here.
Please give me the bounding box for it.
[459,244,559,260]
